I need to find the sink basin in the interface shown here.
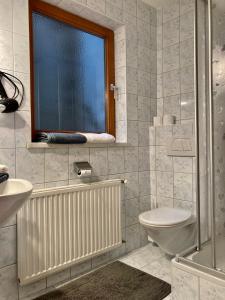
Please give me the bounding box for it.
[0,179,33,225]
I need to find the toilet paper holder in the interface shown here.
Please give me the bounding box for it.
[74,161,92,177]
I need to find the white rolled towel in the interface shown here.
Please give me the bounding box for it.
[0,164,8,173]
[80,133,115,144]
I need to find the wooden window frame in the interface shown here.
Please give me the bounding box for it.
[29,0,115,140]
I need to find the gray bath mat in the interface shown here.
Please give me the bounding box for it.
[35,261,171,300]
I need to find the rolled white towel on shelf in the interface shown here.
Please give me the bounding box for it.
[0,164,8,173]
[80,133,115,144]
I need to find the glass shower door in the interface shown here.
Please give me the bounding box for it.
[211,0,225,272]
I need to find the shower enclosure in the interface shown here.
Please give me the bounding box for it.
[176,0,225,278]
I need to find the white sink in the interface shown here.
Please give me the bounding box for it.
[0,179,33,225]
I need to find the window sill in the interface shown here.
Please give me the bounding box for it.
[27,142,127,149]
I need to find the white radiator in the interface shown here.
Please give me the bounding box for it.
[17,179,122,285]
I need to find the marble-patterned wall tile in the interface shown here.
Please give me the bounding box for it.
[15,111,31,147]
[0,148,15,178]
[137,1,150,24]
[0,0,12,32]
[127,67,138,95]
[87,0,106,14]
[16,72,30,111]
[163,95,180,121]
[138,96,150,122]
[138,46,151,73]
[150,99,157,122]
[125,224,140,252]
[163,43,180,72]
[173,157,193,173]
[13,0,29,36]
[163,18,179,48]
[150,73,157,98]
[138,146,150,171]
[157,98,164,117]
[13,33,29,73]
[157,74,163,98]
[174,172,193,201]
[108,147,125,174]
[0,265,18,300]
[150,170,156,195]
[138,121,150,147]
[137,20,150,49]
[71,260,92,278]
[174,198,194,212]
[127,39,138,69]
[124,172,139,200]
[150,50,157,74]
[156,146,173,171]
[150,26,157,51]
[173,122,193,138]
[149,146,156,171]
[58,0,85,15]
[90,148,108,176]
[157,48,163,73]
[0,29,13,70]
[181,92,195,119]
[155,126,173,146]
[139,171,150,196]
[127,94,138,121]
[180,65,194,93]
[163,0,179,23]
[0,226,16,268]
[0,113,15,149]
[19,278,47,300]
[123,0,137,17]
[138,70,151,98]
[180,0,195,15]
[139,195,151,212]
[163,69,180,97]
[16,148,45,184]
[124,146,139,173]
[125,198,139,226]
[149,127,156,146]
[156,171,173,198]
[91,252,110,269]
[106,1,124,22]
[180,11,194,42]
[47,269,70,287]
[127,120,139,146]
[115,39,126,68]
[157,196,173,207]
[180,38,194,67]
[45,148,69,182]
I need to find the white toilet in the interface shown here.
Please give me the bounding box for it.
[139,207,196,256]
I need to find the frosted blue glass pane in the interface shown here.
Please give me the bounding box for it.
[33,12,106,132]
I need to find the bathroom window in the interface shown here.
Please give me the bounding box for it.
[29,0,115,140]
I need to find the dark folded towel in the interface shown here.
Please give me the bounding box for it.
[36,132,87,144]
[0,172,9,184]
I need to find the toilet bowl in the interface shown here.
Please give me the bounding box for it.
[139,207,196,256]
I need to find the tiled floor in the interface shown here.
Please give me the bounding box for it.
[119,243,172,300]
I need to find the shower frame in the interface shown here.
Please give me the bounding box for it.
[175,0,225,279]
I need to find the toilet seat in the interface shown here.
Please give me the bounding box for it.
[139,207,192,228]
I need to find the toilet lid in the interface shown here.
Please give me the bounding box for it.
[139,207,191,227]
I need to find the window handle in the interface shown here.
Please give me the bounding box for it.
[110,84,118,100]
